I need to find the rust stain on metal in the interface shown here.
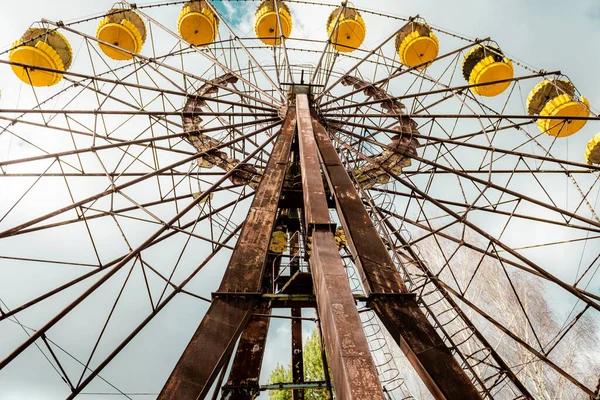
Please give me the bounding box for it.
[296,94,330,230]
[310,231,384,400]
[158,110,297,400]
[223,303,271,399]
[311,115,482,400]
[297,94,384,400]
[291,306,305,400]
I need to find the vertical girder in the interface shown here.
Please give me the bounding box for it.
[222,303,271,399]
[297,94,385,400]
[289,222,305,400]
[291,307,305,400]
[158,109,297,400]
[310,114,482,400]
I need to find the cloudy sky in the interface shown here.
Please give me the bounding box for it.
[0,1,599,399]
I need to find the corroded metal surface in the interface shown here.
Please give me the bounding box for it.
[310,231,385,400]
[297,94,384,400]
[291,307,305,400]
[158,110,297,400]
[296,94,330,230]
[311,115,482,400]
[183,72,261,188]
[222,303,271,399]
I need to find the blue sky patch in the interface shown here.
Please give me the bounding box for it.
[213,1,247,26]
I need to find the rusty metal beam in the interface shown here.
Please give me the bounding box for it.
[158,109,297,400]
[291,307,305,400]
[297,94,384,400]
[222,303,271,400]
[310,114,481,400]
[297,97,330,231]
[288,226,305,400]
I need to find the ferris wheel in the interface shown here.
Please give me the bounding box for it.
[0,1,599,399]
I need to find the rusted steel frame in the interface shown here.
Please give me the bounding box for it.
[287,223,305,400]
[0,109,276,117]
[312,117,481,399]
[0,120,280,239]
[158,110,297,399]
[323,70,558,112]
[62,73,271,163]
[413,92,460,115]
[348,136,600,306]
[402,169,593,174]
[273,0,294,84]
[253,314,315,322]
[43,20,281,109]
[437,280,595,396]
[376,213,533,398]
[376,206,600,305]
[362,214,492,396]
[0,192,251,323]
[196,2,286,101]
[0,125,281,373]
[314,26,410,103]
[315,320,334,400]
[297,95,331,230]
[329,119,600,175]
[0,59,275,112]
[324,112,600,121]
[291,307,305,400]
[0,172,232,177]
[297,94,385,400]
[411,153,600,230]
[343,143,600,314]
[369,187,600,234]
[7,184,244,239]
[448,120,533,142]
[211,348,232,400]
[127,5,282,106]
[59,76,197,157]
[261,382,328,391]
[223,303,272,399]
[310,231,385,400]
[0,114,270,160]
[64,224,243,400]
[318,39,488,107]
[40,335,75,391]
[184,91,275,175]
[0,118,278,169]
[310,3,346,84]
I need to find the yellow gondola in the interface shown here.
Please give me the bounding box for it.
[462,45,513,97]
[334,227,348,249]
[9,27,72,87]
[269,227,288,253]
[527,79,590,137]
[254,0,292,46]
[178,0,219,46]
[395,20,438,70]
[326,5,366,53]
[585,133,600,165]
[96,8,146,60]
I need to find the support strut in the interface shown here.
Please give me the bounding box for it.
[297,94,384,400]
[158,109,297,400]
[222,303,271,399]
[310,112,482,400]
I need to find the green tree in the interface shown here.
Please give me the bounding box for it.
[268,329,330,400]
